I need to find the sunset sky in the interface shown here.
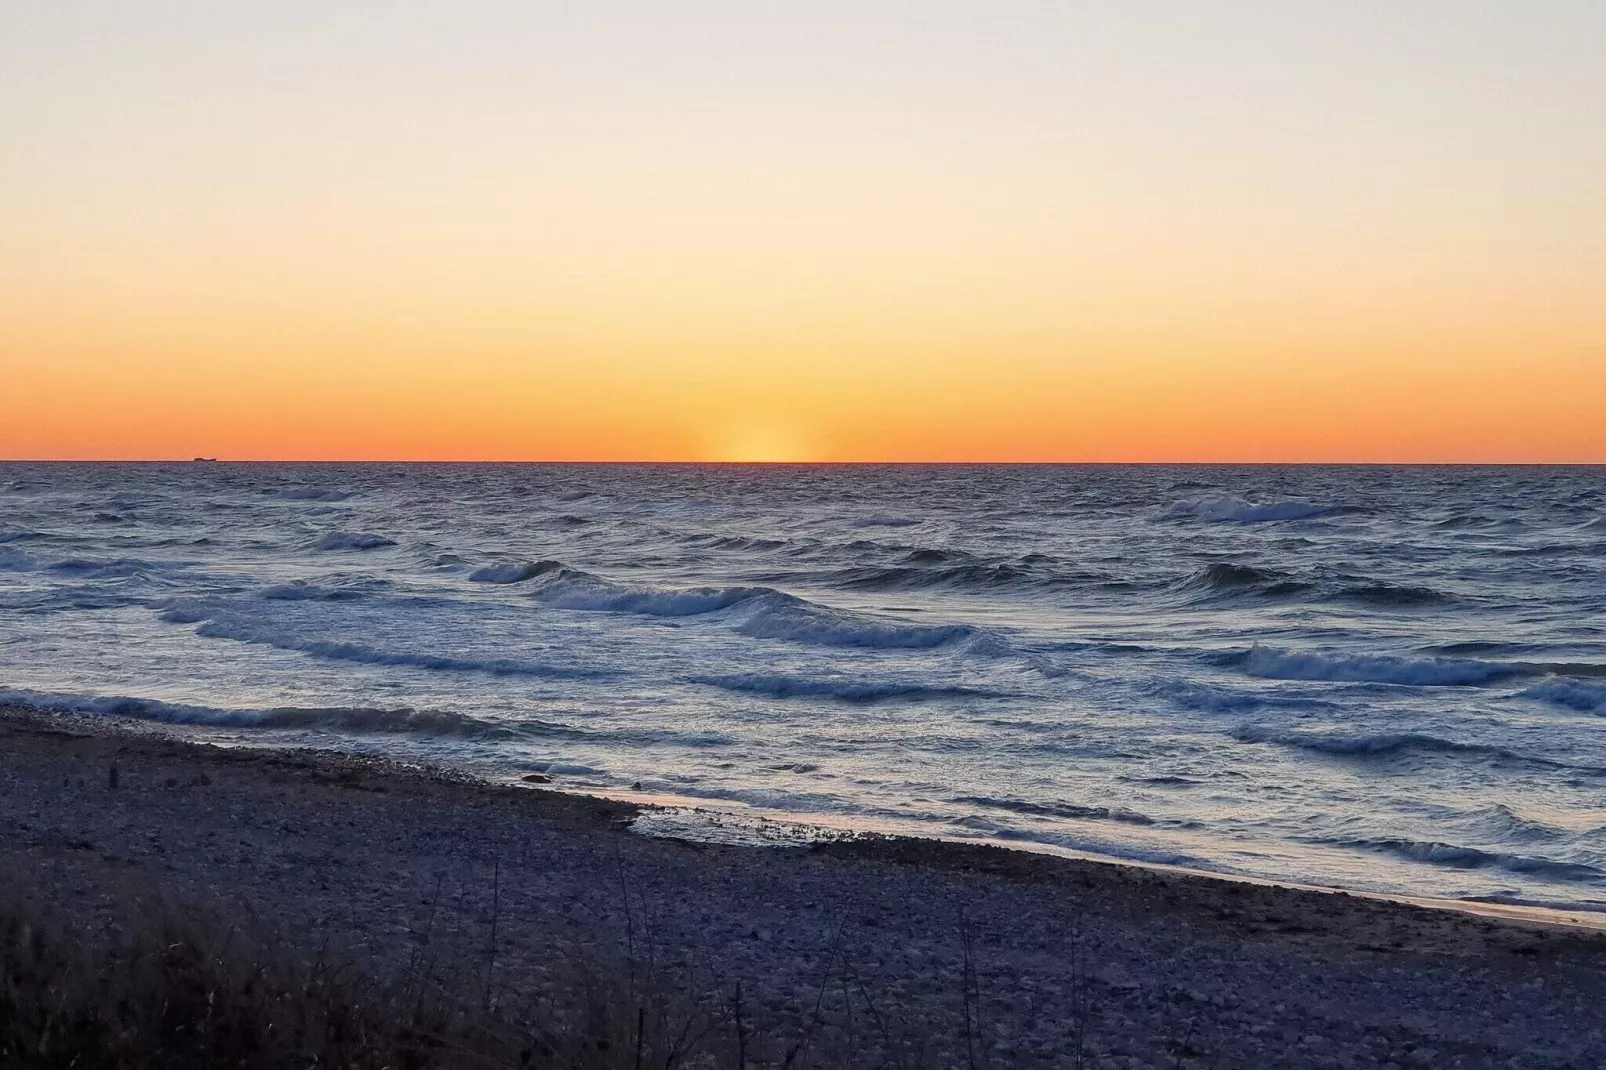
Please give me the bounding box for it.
[3,2,1603,462]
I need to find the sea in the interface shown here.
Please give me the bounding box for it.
[2,463,1603,911]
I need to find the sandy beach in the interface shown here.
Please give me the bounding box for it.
[3,702,1604,1068]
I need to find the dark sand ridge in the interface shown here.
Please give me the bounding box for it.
[3,703,1605,1067]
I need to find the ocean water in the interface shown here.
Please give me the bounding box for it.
[3,463,1604,910]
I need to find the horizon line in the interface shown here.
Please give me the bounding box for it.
[4,458,1604,467]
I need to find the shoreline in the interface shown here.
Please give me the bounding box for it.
[5,701,1606,1066]
[8,700,1606,946]
[16,695,1606,935]
[18,699,1606,936]
[609,788,1606,935]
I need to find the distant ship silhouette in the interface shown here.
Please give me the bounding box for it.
[192,457,220,463]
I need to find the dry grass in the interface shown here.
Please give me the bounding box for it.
[0,874,750,1069]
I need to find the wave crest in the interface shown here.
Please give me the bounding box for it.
[469,560,564,584]
[313,532,396,551]
[531,568,773,616]
[738,596,978,650]
[1163,498,1341,523]
[261,578,386,602]
[1233,647,1514,686]
[160,601,607,679]
[1230,724,1606,777]
[1521,680,1606,715]
[515,563,984,650]
[1329,837,1603,884]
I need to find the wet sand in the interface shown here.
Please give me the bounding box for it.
[3,702,1604,1067]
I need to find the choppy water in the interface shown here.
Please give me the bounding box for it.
[2,463,1604,910]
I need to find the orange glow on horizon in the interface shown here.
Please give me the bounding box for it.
[5,317,1602,464]
[3,6,1603,464]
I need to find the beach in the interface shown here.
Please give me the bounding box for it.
[4,702,1604,1068]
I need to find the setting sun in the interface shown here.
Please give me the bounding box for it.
[710,423,816,463]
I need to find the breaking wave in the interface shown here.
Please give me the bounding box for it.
[1521,680,1606,715]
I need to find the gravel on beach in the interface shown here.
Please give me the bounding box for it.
[3,703,1604,1068]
